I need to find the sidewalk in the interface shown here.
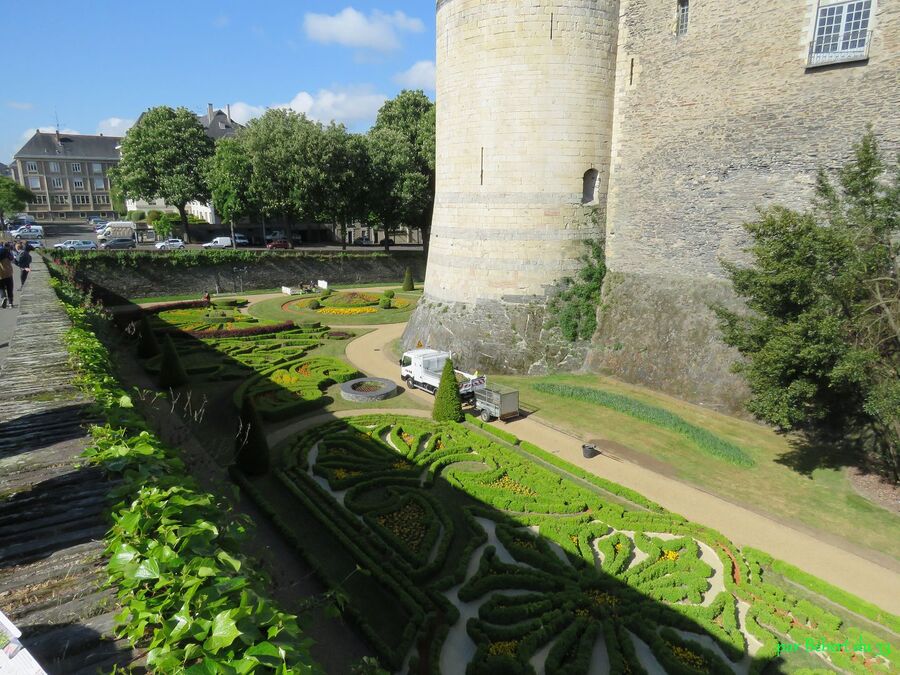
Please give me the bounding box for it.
[344,322,900,615]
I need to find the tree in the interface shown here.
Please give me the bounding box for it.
[235,397,270,476]
[313,123,370,250]
[136,315,161,358]
[370,91,435,252]
[716,130,899,481]
[402,267,414,291]
[116,106,214,243]
[107,167,128,217]
[158,334,188,388]
[206,138,254,248]
[433,358,464,422]
[0,176,34,226]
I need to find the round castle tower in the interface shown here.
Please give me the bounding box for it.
[403,0,619,373]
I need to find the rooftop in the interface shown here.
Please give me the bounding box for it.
[14,132,122,160]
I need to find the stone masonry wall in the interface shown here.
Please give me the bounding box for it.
[64,251,426,300]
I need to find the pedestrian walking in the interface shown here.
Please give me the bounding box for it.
[0,243,15,309]
[15,243,32,291]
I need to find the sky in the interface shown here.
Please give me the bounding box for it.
[0,1,436,163]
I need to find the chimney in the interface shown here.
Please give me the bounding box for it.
[226,104,232,124]
[208,103,214,122]
[55,129,61,145]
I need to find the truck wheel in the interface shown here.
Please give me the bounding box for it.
[480,409,493,423]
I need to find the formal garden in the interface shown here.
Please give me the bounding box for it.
[40,260,899,675]
[250,288,421,325]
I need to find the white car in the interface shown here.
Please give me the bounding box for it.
[54,239,97,251]
[202,236,232,249]
[155,238,185,250]
[11,225,44,240]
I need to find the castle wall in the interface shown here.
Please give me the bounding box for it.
[405,0,619,370]
[589,0,900,412]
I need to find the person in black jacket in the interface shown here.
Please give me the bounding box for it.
[14,242,32,291]
[0,243,14,308]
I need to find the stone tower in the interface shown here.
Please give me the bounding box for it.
[403,0,619,373]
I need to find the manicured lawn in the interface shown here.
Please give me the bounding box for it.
[318,382,428,413]
[493,373,900,560]
[131,282,422,305]
[249,292,420,325]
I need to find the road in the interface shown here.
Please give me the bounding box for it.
[4,222,422,253]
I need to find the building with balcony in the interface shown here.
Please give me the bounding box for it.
[11,131,121,221]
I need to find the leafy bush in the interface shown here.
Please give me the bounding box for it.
[126,209,146,222]
[465,414,519,445]
[308,299,321,310]
[146,209,163,223]
[383,290,395,299]
[136,315,160,358]
[533,383,756,467]
[379,297,392,309]
[158,334,188,388]
[402,267,414,291]
[432,359,463,422]
[545,238,605,341]
[236,397,270,476]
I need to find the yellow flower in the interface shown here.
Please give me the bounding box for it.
[317,307,378,315]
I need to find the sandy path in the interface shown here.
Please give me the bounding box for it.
[341,322,900,614]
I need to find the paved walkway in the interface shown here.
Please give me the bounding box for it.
[0,259,136,674]
[343,322,900,615]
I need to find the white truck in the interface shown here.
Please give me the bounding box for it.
[400,349,486,399]
[97,221,136,243]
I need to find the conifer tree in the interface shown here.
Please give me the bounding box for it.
[402,267,414,291]
[136,315,160,358]
[235,397,270,475]
[432,358,463,422]
[157,335,188,388]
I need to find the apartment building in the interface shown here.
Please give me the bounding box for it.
[12,131,121,220]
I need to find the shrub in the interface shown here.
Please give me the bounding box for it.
[236,397,270,476]
[126,210,146,222]
[321,288,333,299]
[157,334,188,388]
[379,297,392,309]
[136,315,160,358]
[308,299,321,310]
[384,290,395,299]
[402,267,414,291]
[433,359,463,422]
[146,209,163,224]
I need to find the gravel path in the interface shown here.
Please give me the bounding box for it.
[342,322,900,614]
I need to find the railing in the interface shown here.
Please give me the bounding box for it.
[807,29,872,67]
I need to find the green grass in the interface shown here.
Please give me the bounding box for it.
[130,283,422,305]
[318,383,428,413]
[249,293,419,325]
[494,373,900,560]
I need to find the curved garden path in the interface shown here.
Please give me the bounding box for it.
[340,322,900,614]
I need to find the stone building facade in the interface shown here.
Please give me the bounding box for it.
[405,0,899,412]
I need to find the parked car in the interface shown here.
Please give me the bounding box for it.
[381,238,395,247]
[26,240,43,250]
[352,236,370,246]
[155,238,185,250]
[232,233,250,246]
[264,230,286,243]
[87,216,107,226]
[100,238,137,250]
[202,236,233,249]
[266,239,291,250]
[54,239,97,251]
[7,214,36,230]
[11,225,44,239]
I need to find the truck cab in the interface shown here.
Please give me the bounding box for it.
[400,348,486,398]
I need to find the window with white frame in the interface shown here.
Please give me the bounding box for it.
[51,177,64,189]
[28,177,40,189]
[26,161,37,173]
[31,195,47,204]
[73,178,84,190]
[74,195,91,205]
[95,195,110,204]
[52,195,69,204]
[93,177,105,189]
[49,161,60,173]
[809,0,872,66]
[676,0,689,36]
[71,162,82,172]
[92,162,102,173]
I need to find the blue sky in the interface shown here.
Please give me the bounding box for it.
[0,1,436,163]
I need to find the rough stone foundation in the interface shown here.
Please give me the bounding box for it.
[402,298,589,375]
[586,272,751,417]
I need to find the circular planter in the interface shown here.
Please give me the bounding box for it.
[340,377,398,402]
[582,443,600,459]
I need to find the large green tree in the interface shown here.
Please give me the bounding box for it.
[312,122,370,249]
[0,176,35,226]
[205,138,254,247]
[716,131,899,480]
[116,106,214,242]
[370,91,435,251]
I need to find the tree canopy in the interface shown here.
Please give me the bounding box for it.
[117,106,214,241]
[716,131,899,480]
[205,137,254,244]
[0,176,35,225]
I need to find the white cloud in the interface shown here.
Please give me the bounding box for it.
[6,101,33,110]
[229,86,388,128]
[97,117,134,136]
[303,8,424,52]
[213,14,230,29]
[394,60,436,91]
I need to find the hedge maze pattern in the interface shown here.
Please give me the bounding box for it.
[248,415,897,675]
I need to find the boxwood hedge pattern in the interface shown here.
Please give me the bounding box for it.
[239,415,897,674]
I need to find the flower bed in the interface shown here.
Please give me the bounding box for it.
[317,307,378,316]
